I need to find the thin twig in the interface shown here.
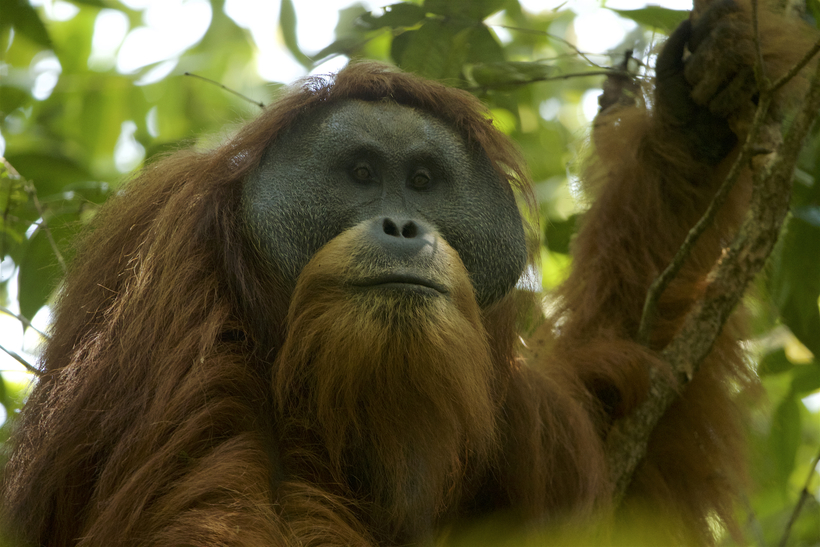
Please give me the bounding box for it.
[495,25,607,69]
[0,158,67,300]
[612,31,820,505]
[741,493,767,547]
[636,10,820,345]
[778,446,820,547]
[0,343,40,375]
[183,72,265,108]
[751,0,769,88]
[0,306,49,340]
[3,159,66,274]
[637,94,772,345]
[22,181,66,274]
[771,38,820,93]
[468,69,620,92]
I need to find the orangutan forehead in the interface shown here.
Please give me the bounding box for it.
[311,100,463,144]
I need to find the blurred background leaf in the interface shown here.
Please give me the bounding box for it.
[0,0,818,544]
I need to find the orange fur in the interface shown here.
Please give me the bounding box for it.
[1,1,816,544]
[1,63,594,546]
[535,1,816,542]
[273,223,498,543]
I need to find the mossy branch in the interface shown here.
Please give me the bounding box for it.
[610,14,820,504]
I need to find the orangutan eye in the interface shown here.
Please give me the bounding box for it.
[352,164,372,181]
[410,170,431,189]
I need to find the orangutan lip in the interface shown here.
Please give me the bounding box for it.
[356,274,447,295]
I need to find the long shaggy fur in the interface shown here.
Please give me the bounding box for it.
[1,2,815,545]
[539,3,815,542]
[273,224,499,542]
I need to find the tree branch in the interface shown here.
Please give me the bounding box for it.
[467,69,623,93]
[183,73,265,109]
[609,37,820,505]
[3,158,67,275]
[0,306,49,340]
[636,93,773,345]
[751,0,769,87]
[771,38,820,93]
[0,343,40,375]
[778,445,820,547]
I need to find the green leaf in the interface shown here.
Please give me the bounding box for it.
[18,214,80,319]
[0,0,52,48]
[18,230,60,320]
[769,395,801,485]
[793,205,820,228]
[390,31,411,66]
[279,0,312,68]
[59,180,111,204]
[4,152,95,197]
[544,215,578,255]
[392,19,470,81]
[472,61,554,87]
[393,20,502,82]
[359,3,426,30]
[0,163,32,259]
[0,374,9,415]
[0,85,29,114]
[49,6,96,74]
[791,363,820,395]
[314,36,365,63]
[67,0,108,7]
[610,7,688,33]
[0,162,27,213]
[464,25,504,64]
[770,216,820,357]
[423,0,510,20]
[808,0,820,32]
[758,349,794,376]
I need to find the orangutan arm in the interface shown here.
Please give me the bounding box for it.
[526,0,817,540]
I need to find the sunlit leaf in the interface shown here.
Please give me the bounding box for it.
[280,0,312,68]
[423,0,510,20]
[770,216,820,357]
[769,395,801,485]
[541,249,571,289]
[610,7,688,33]
[359,3,426,30]
[0,0,52,48]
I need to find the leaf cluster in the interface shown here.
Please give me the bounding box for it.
[0,0,818,543]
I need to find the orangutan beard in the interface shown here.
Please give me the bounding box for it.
[271,223,500,538]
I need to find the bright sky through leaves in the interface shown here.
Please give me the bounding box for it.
[5,0,819,421]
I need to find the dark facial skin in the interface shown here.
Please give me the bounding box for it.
[242,100,527,308]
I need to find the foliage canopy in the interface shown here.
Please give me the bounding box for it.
[1,0,818,543]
